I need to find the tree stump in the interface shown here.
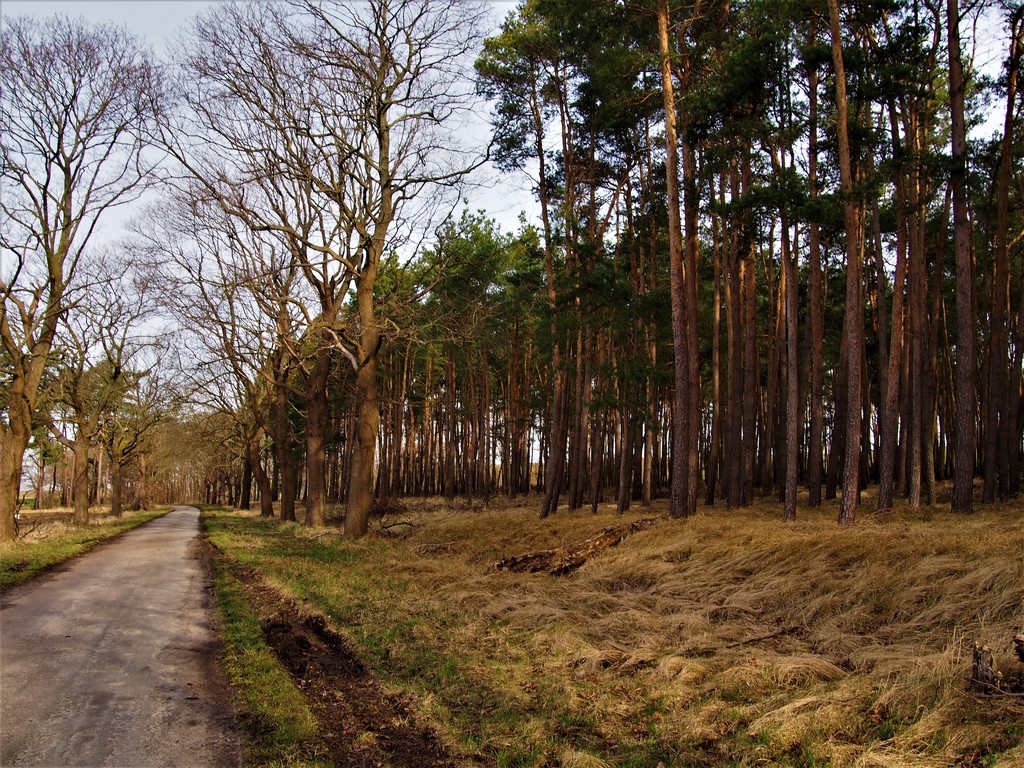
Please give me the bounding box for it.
[970,643,1003,693]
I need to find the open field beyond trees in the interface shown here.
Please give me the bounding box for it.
[202,495,1024,768]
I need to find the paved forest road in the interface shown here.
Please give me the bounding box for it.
[1,506,240,767]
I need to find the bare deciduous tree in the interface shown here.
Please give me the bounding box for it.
[161,0,486,535]
[0,16,159,539]
[46,252,159,525]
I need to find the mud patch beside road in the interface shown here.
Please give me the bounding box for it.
[220,559,456,767]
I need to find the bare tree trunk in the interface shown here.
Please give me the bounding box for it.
[305,346,331,527]
[274,380,297,522]
[0,424,29,539]
[828,0,863,526]
[346,352,379,536]
[248,436,274,518]
[984,6,1022,501]
[658,0,690,519]
[948,0,976,514]
[72,436,90,526]
[345,242,383,536]
[110,458,123,518]
[805,32,825,507]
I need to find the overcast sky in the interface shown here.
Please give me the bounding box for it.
[1,0,538,240]
[1,0,1010,241]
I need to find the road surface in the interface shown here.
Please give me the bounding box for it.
[1,506,240,767]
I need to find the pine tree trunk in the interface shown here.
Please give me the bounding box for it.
[948,0,976,514]
[984,7,1022,501]
[784,215,799,522]
[741,214,758,508]
[706,213,723,506]
[876,105,910,515]
[827,0,862,526]
[805,33,825,508]
[726,166,744,508]
[658,0,690,520]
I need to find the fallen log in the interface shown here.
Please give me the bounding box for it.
[494,517,662,576]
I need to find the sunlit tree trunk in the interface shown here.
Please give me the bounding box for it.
[658,0,691,519]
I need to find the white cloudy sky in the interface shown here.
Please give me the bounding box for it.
[1,0,538,241]
[1,0,1011,243]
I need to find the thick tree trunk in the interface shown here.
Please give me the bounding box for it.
[345,345,380,537]
[0,422,29,539]
[345,222,384,537]
[248,436,274,517]
[109,458,123,518]
[305,346,331,527]
[72,436,90,526]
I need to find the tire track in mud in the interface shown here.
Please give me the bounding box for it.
[222,559,457,767]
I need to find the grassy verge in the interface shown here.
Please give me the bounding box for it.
[203,498,1024,767]
[0,508,166,591]
[207,535,326,768]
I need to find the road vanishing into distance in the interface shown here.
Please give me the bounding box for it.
[1,506,240,767]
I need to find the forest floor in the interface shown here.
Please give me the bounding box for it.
[203,490,1024,767]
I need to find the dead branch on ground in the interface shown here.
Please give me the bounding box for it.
[494,517,661,576]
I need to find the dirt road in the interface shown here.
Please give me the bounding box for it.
[0,506,240,767]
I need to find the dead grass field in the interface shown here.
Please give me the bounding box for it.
[205,494,1024,767]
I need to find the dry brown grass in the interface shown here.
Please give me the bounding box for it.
[387,495,1024,765]
[211,494,1024,766]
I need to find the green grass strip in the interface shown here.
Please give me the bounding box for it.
[0,510,166,591]
[205,512,328,767]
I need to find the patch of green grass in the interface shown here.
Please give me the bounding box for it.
[202,509,679,766]
[208,541,326,767]
[0,510,166,590]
